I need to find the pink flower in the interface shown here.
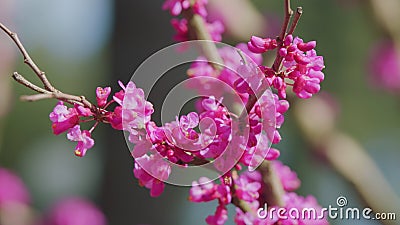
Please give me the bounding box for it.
[162,0,191,16]
[171,18,224,42]
[188,43,261,105]
[206,20,225,42]
[163,0,208,17]
[274,192,329,225]
[0,168,30,206]
[273,161,301,192]
[108,106,123,130]
[113,90,125,106]
[133,154,171,197]
[121,81,154,138]
[234,62,264,95]
[216,184,231,205]
[206,204,228,225]
[189,177,218,202]
[234,201,273,225]
[281,36,325,99]
[192,0,208,17]
[234,175,261,202]
[49,102,79,135]
[74,104,92,117]
[179,112,199,130]
[247,36,278,54]
[95,86,111,108]
[67,125,94,157]
[171,18,189,42]
[369,40,400,93]
[43,197,106,225]
[254,35,325,99]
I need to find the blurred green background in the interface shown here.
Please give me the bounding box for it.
[0,0,399,224]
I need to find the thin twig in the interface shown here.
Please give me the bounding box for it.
[279,0,293,42]
[20,93,84,106]
[0,22,55,92]
[20,93,55,102]
[288,7,303,35]
[272,0,294,76]
[1,22,96,110]
[12,72,50,94]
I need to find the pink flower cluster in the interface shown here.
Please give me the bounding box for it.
[164,0,224,42]
[43,1,328,224]
[187,43,262,102]
[131,96,234,196]
[159,1,327,224]
[49,81,151,157]
[249,35,325,99]
[190,162,327,225]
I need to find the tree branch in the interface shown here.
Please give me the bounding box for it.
[0,22,96,110]
[182,4,224,72]
[288,7,303,35]
[12,72,50,94]
[294,96,400,225]
[258,161,285,207]
[279,0,293,42]
[0,22,55,92]
[231,170,257,215]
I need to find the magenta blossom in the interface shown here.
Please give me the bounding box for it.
[189,177,218,202]
[49,102,80,135]
[163,0,191,16]
[121,81,154,140]
[251,35,325,99]
[188,43,263,104]
[234,174,261,202]
[171,18,224,42]
[0,168,30,206]
[274,192,329,225]
[206,204,228,225]
[369,40,400,93]
[133,154,171,197]
[43,197,106,225]
[163,0,208,17]
[247,36,278,53]
[272,161,301,192]
[95,86,111,108]
[67,125,94,157]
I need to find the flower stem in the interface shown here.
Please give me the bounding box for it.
[258,161,285,207]
[183,6,224,72]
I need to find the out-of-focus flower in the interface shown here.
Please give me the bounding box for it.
[42,197,106,225]
[369,40,400,94]
[0,168,30,206]
[0,168,34,225]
